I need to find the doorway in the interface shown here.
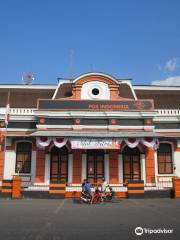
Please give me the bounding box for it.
[87,150,104,184]
[123,146,141,183]
[50,146,68,183]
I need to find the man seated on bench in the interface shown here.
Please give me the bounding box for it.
[83,180,92,198]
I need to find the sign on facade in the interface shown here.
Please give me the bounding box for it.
[70,138,121,149]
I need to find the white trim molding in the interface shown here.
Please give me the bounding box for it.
[81,153,86,181]
[133,85,180,90]
[141,154,146,184]
[31,151,37,182]
[174,151,180,177]
[3,150,16,179]
[45,154,50,184]
[68,153,73,183]
[73,72,119,84]
[104,154,109,183]
[118,154,123,184]
[0,84,56,89]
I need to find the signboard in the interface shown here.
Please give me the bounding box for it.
[38,99,154,111]
[71,138,121,149]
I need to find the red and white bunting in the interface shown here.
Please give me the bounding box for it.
[53,137,68,148]
[36,137,52,149]
[124,138,139,148]
[36,137,68,149]
[141,137,159,149]
[36,137,159,150]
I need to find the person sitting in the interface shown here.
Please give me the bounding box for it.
[82,179,87,192]
[84,180,92,198]
[91,184,102,204]
[102,178,108,194]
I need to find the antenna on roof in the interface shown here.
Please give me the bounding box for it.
[22,72,34,85]
[68,49,74,79]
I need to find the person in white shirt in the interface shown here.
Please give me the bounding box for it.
[101,178,108,193]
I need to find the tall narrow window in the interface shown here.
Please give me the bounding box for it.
[16,142,32,173]
[157,143,173,174]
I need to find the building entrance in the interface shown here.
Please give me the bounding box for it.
[123,146,141,183]
[87,150,104,184]
[50,146,68,183]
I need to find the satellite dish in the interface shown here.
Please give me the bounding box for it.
[22,72,34,85]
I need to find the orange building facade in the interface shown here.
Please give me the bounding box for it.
[0,72,180,198]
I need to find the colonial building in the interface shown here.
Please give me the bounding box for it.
[0,72,180,198]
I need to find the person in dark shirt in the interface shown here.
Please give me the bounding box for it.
[82,179,87,191]
[84,180,92,195]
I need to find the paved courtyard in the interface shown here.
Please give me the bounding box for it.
[0,198,180,240]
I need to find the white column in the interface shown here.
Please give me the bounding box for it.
[45,154,50,184]
[104,154,109,183]
[140,154,146,184]
[118,154,123,184]
[3,150,16,179]
[81,153,86,181]
[174,151,180,177]
[68,153,73,183]
[31,151,36,182]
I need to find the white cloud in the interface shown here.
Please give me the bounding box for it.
[151,76,180,86]
[158,58,179,72]
[164,58,178,71]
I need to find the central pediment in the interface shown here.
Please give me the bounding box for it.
[53,72,137,101]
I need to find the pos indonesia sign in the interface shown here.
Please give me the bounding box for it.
[71,138,121,149]
[38,99,154,111]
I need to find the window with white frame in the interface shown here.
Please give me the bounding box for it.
[15,142,32,174]
[157,143,173,174]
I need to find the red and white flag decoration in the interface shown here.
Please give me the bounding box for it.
[124,138,139,148]
[36,137,68,149]
[141,137,159,149]
[5,91,10,126]
[36,136,159,150]
[53,138,68,148]
[36,137,52,149]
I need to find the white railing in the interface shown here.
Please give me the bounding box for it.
[10,108,36,115]
[1,108,180,116]
[156,109,180,116]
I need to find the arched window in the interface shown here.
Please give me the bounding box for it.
[157,143,173,174]
[15,142,32,174]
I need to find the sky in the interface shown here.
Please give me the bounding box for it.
[0,0,180,85]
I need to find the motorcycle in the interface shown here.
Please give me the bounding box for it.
[80,186,115,204]
[103,186,115,201]
[80,190,92,204]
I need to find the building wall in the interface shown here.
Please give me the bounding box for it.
[145,147,155,184]
[3,150,16,179]
[72,150,82,183]
[174,141,180,177]
[1,137,180,186]
[109,151,119,184]
[0,150,3,182]
[35,149,45,182]
[0,133,4,182]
